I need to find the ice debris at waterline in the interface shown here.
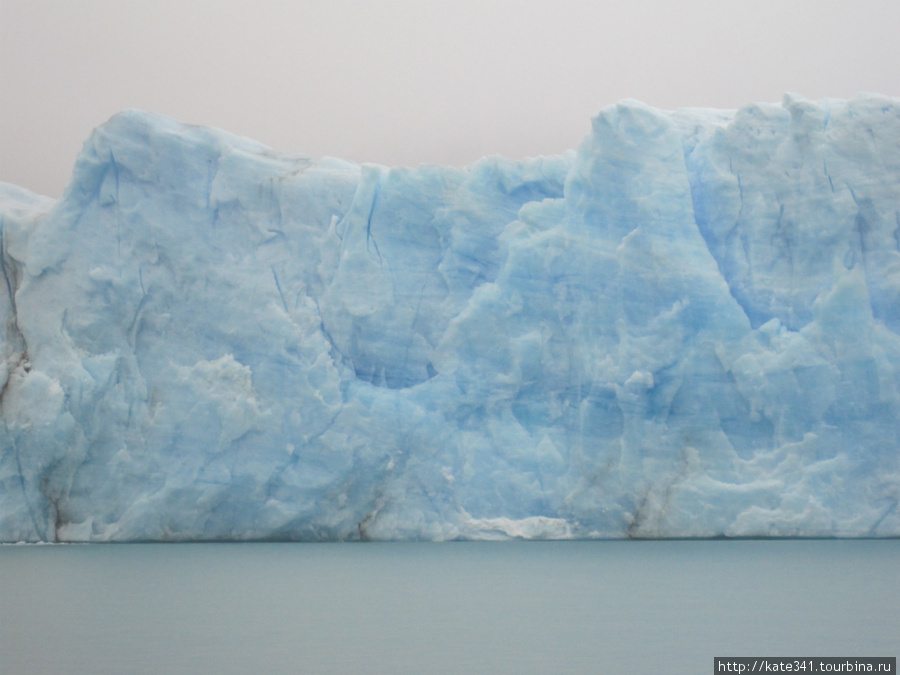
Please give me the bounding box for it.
[2,95,900,542]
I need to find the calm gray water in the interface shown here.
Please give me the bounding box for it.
[1,540,897,674]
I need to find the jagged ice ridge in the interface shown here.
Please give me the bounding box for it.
[2,94,900,542]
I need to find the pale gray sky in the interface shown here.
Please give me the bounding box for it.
[2,0,899,198]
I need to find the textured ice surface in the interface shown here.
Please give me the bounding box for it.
[2,95,899,542]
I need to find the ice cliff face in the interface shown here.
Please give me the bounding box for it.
[2,95,899,542]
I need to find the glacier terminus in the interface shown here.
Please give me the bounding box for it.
[1,94,899,542]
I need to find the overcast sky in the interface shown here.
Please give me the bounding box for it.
[2,0,899,198]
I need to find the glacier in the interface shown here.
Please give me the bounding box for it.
[1,94,899,542]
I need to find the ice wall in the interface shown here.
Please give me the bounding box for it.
[1,95,899,541]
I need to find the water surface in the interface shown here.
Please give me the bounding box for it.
[2,540,897,674]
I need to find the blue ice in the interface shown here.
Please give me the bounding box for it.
[1,95,899,541]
